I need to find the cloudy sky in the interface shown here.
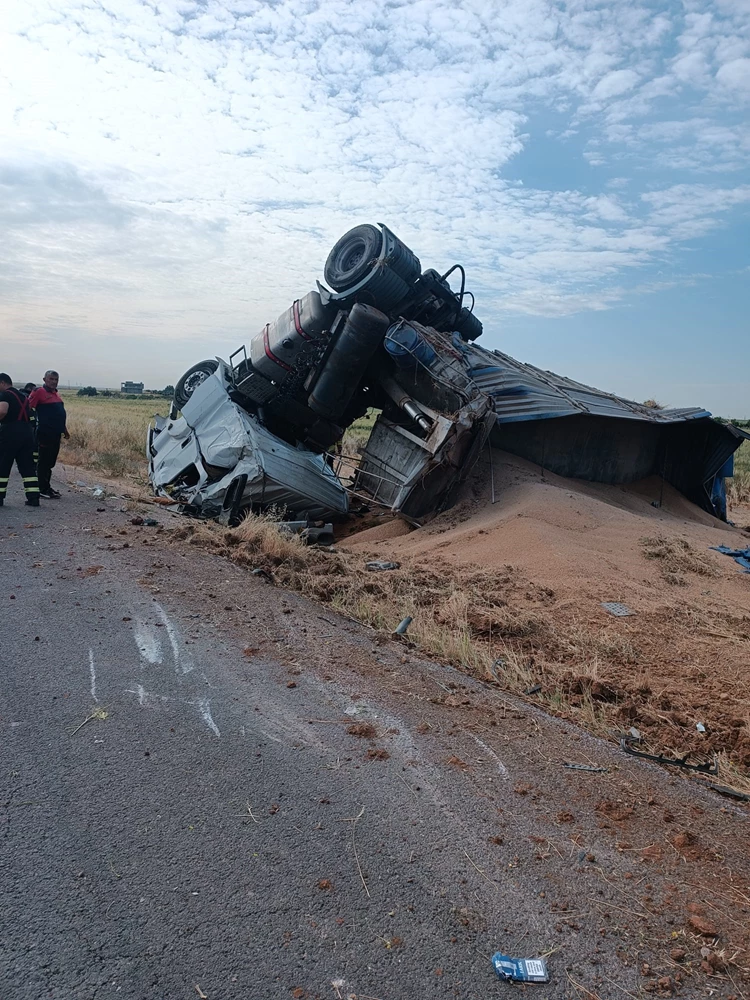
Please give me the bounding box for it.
[1,0,749,415]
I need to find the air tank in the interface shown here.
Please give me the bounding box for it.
[308,303,390,421]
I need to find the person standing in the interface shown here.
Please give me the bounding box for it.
[0,374,40,507]
[27,370,69,499]
[20,382,39,467]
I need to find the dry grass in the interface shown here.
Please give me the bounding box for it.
[341,409,378,457]
[640,535,721,586]
[167,512,750,779]
[168,515,624,738]
[59,393,170,480]
[729,440,750,507]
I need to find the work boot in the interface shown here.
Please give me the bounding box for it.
[40,488,61,499]
[25,499,39,507]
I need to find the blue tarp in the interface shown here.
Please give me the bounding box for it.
[711,545,750,573]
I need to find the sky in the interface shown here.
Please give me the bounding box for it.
[1,0,749,416]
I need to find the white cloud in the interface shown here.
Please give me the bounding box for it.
[716,57,750,93]
[592,69,640,101]
[0,0,747,395]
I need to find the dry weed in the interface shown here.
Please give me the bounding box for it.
[728,440,750,507]
[714,753,750,797]
[641,535,721,584]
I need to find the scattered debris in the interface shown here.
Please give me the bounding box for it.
[525,684,542,695]
[687,913,718,937]
[695,781,750,803]
[346,722,377,738]
[394,616,413,635]
[563,762,609,773]
[601,602,634,617]
[619,733,718,774]
[365,560,401,571]
[70,705,109,735]
[711,544,750,573]
[79,565,104,578]
[491,952,549,984]
[278,520,334,545]
[696,722,706,733]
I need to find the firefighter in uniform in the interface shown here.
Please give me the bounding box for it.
[0,373,40,507]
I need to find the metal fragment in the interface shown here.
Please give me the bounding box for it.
[619,736,719,775]
[394,616,413,635]
[563,762,609,773]
[601,602,634,617]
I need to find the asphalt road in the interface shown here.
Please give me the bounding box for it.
[2,478,748,1000]
[0,483,525,1000]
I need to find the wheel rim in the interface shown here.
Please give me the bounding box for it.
[184,371,210,395]
[338,239,367,275]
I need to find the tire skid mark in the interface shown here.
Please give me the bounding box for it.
[470,733,509,778]
[195,697,220,737]
[133,621,163,666]
[154,602,192,674]
[88,649,98,702]
[124,686,220,738]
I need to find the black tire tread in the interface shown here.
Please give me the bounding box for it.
[324,224,382,291]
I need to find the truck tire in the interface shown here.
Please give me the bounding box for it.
[174,360,218,408]
[324,224,383,291]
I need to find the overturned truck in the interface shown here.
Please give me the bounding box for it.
[149,224,747,524]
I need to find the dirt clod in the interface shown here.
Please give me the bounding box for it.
[687,914,718,937]
[346,722,377,738]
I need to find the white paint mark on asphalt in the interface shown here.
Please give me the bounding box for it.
[89,648,98,702]
[155,602,191,673]
[471,734,509,778]
[126,684,148,706]
[125,687,219,737]
[134,622,162,666]
[196,697,220,737]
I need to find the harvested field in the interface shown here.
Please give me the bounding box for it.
[59,392,170,479]
[168,448,750,787]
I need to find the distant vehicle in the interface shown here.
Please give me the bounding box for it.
[148,223,494,522]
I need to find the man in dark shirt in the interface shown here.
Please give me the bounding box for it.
[27,370,69,499]
[0,373,40,507]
